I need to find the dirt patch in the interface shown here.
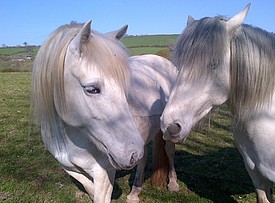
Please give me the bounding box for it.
[0,192,10,201]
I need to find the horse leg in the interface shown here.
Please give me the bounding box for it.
[165,140,179,192]
[126,146,148,203]
[246,167,273,203]
[234,138,273,203]
[64,169,94,199]
[92,165,116,203]
[233,118,274,203]
[65,165,115,203]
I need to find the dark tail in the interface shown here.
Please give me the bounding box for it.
[151,130,169,187]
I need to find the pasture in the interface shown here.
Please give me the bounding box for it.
[0,35,267,202]
[122,35,178,56]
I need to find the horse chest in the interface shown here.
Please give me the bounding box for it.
[233,104,275,182]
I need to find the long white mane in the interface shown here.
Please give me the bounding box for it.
[230,24,275,118]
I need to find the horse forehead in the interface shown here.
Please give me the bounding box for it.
[66,56,100,79]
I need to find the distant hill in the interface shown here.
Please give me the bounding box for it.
[0,34,179,57]
[0,46,39,57]
[123,34,179,47]
[0,34,179,72]
[122,34,179,55]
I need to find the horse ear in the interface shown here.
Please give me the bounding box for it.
[187,15,195,26]
[70,20,92,55]
[106,25,128,40]
[226,3,250,33]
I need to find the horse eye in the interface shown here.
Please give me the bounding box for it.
[84,86,101,95]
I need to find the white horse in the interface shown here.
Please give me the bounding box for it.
[161,4,275,203]
[126,54,179,203]
[31,21,144,202]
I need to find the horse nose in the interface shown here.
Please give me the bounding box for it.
[129,152,139,166]
[163,122,182,142]
[167,123,182,135]
[109,146,143,170]
[126,148,143,169]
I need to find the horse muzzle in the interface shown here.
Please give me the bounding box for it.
[108,144,144,170]
[161,118,190,143]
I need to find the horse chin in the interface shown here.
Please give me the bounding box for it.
[107,154,136,170]
[107,154,122,170]
[163,130,189,144]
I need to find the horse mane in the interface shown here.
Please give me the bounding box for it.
[172,17,227,84]
[173,16,275,119]
[31,23,80,127]
[31,22,130,130]
[230,24,275,119]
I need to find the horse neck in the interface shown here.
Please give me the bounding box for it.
[151,59,178,98]
[131,55,178,96]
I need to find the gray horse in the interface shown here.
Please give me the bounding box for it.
[161,4,275,203]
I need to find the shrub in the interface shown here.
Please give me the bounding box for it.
[155,48,171,60]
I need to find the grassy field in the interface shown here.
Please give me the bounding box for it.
[123,35,178,47]
[122,34,178,56]
[0,46,39,56]
[0,35,177,73]
[0,72,265,202]
[0,46,38,72]
[0,35,177,58]
[0,35,270,202]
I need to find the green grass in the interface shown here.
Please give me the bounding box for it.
[122,34,178,47]
[0,72,90,202]
[0,72,268,202]
[0,47,27,55]
[0,60,33,72]
[0,46,39,56]
[122,35,178,56]
[0,46,38,72]
[127,47,165,56]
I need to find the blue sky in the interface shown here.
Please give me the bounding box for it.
[1,0,275,46]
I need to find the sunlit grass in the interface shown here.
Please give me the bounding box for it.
[0,72,267,202]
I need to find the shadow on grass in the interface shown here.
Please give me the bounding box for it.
[1,131,254,202]
[174,147,254,202]
[114,145,255,202]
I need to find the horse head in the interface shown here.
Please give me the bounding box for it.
[32,21,144,170]
[161,4,250,143]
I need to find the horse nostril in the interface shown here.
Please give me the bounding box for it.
[167,123,182,136]
[129,152,137,166]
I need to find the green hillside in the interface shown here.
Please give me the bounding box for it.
[0,46,39,57]
[122,34,179,47]
[123,34,179,55]
[0,34,179,57]
[0,34,179,72]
